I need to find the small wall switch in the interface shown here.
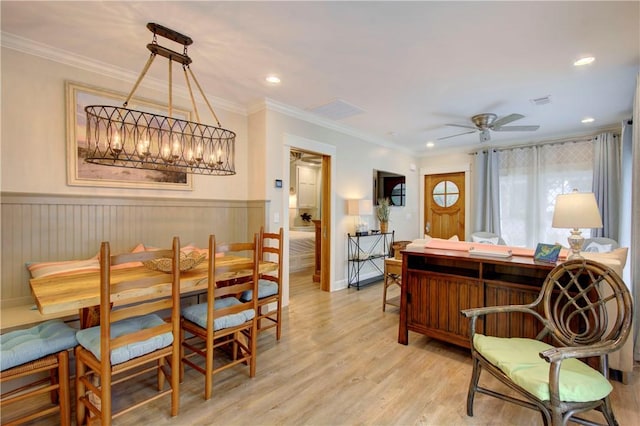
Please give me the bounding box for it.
[274,212,280,223]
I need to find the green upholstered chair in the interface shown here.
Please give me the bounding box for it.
[462,259,632,426]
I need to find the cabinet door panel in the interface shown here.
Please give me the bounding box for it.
[484,282,543,339]
[406,271,482,346]
[297,166,317,208]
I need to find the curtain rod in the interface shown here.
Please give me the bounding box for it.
[469,126,621,155]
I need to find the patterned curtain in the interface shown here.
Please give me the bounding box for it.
[498,141,593,248]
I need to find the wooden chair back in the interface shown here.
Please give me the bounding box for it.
[206,234,260,324]
[256,227,284,338]
[99,239,181,365]
[259,227,283,288]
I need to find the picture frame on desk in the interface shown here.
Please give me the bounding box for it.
[65,81,193,191]
[533,243,562,263]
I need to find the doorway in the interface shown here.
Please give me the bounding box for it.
[424,172,466,239]
[288,148,331,295]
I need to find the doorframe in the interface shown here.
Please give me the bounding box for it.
[283,134,336,293]
[419,164,471,240]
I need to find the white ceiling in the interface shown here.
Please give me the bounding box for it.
[2,1,639,154]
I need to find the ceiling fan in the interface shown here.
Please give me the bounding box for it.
[438,113,540,143]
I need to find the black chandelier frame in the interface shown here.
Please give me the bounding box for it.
[84,22,236,176]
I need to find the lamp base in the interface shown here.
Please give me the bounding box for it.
[567,228,584,260]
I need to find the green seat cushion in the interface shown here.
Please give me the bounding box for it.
[473,334,612,402]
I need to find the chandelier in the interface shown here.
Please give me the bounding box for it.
[84,23,236,175]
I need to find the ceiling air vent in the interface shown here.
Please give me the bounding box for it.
[530,95,552,106]
[308,99,364,121]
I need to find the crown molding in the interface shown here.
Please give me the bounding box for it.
[249,98,415,155]
[1,32,246,115]
[2,31,414,155]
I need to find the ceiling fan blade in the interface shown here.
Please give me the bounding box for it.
[445,123,478,130]
[437,130,477,140]
[493,125,540,132]
[491,113,524,128]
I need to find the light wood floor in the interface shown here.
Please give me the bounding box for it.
[13,269,640,425]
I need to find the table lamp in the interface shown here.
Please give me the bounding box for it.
[347,199,372,235]
[552,190,603,260]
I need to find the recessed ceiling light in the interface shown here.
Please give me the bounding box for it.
[574,56,595,67]
[581,117,595,124]
[426,141,435,148]
[265,75,281,84]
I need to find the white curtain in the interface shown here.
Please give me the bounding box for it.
[472,149,501,236]
[592,132,621,239]
[498,141,593,248]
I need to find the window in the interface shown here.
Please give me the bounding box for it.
[432,180,459,208]
[498,141,594,248]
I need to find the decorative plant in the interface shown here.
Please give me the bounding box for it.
[376,198,391,223]
[300,212,313,223]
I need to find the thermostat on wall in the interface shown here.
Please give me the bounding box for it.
[274,179,283,188]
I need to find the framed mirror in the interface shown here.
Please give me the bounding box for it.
[373,169,406,206]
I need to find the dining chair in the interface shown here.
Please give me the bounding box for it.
[241,227,284,340]
[74,237,181,425]
[382,257,402,312]
[181,233,260,400]
[1,320,77,425]
[461,259,633,426]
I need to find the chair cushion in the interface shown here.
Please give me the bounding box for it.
[473,334,612,402]
[240,279,279,301]
[76,314,173,365]
[1,320,78,371]
[183,297,255,331]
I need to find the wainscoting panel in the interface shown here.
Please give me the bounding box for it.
[1,193,267,307]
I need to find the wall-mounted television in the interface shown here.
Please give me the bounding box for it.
[373,169,406,206]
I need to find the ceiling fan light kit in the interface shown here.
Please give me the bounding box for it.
[439,112,540,143]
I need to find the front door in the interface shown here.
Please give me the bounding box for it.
[424,172,465,239]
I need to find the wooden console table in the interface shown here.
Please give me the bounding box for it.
[398,247,555,348]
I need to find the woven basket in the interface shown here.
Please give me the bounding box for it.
[143,251,206,273]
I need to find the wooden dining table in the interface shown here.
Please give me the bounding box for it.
[30,255,277,327]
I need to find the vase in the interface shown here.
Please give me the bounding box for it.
[380,222,388,233]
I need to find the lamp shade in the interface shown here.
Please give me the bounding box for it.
[358,200,373,216]
[347,200,360,216]
[552,192,603,229]
[347,199,373,216]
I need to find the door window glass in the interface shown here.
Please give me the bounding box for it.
[432,180,459,208]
